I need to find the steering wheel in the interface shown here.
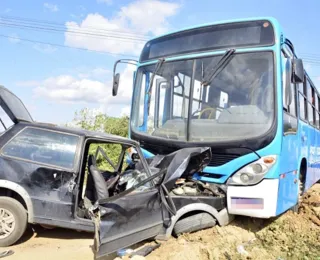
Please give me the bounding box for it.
[198,107,216,119]
[192,106,225,119]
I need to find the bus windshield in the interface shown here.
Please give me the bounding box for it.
[131,51,274,142]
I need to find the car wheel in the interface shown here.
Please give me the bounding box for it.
[0,197,27,247]
[173,212,216,236]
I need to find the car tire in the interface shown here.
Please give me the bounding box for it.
[0,197,27,247]
[173,212,216,236]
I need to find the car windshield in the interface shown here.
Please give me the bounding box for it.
[131,51,274,142]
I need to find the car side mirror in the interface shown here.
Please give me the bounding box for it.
[283,58,292,107]
[292,58,304,84]
[112,73,120,96]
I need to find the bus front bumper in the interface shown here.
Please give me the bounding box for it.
[227,179,279,218]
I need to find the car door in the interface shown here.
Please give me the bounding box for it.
[92,170,166,258]
[92,146,212,258]
[0,126,81,224]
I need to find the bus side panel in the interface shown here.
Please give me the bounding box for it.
[313,128,320,185]
[305,125,320,190]
[276,113,299,215]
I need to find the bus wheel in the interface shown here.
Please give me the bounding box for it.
[292,161,306,213]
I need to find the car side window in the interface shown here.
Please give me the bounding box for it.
[2,127,79,169]
[89,143,123,172]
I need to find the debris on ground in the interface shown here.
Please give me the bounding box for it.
[143,184,320,260]
[0,250,14,258]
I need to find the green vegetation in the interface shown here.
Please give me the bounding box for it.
[67,108,130,171]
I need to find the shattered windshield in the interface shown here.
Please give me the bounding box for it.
[131,51,274,142]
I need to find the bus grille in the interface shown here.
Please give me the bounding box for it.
[207,153,240,167]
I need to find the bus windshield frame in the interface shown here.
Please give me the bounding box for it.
[131,51,275,144]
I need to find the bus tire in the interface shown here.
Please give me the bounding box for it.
[173,212,216,236]
[0,197,27,247]
[292,160,307,213]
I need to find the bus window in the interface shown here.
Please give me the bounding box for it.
[288,84,297,117]
[316,95,320,128]
[307,80,312,102]
[172,74,191,118]
[298,76,307,121]
[157,81,167,127]
[306,80,315,125]
[137,74,146,127]
[299,91,307,121]
[281,51,297,117]
[192,79,202,114]
[308,102,314,125]
[173,85,184,117]
[219,91,228,108]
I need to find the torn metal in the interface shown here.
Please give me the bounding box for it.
[91,147,226,258]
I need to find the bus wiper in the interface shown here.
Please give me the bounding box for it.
[201,49,236,86]
[147,58,165,115]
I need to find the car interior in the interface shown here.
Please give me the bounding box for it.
[76,140,149,219]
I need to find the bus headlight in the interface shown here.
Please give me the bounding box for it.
[227,155,277,185]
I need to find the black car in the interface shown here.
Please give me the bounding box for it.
[0,85,231,258]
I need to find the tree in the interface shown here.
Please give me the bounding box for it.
[67,108,130,171]
[67,108,129,137]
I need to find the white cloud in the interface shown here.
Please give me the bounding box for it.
[33,75,108,103]
[119,0,180,35]
[44,3,59,12]
[4,8,12,13]
[8,33,20,44]
[64,0,180,54]
[33,43,57,54]
[23,64,135,117]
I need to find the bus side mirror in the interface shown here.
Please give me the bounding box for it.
[112,59,138,97]
[283,58,292,107]
[292,58,304,84]
[112,73,120,96]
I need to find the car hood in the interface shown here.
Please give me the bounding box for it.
[137,147,212,190]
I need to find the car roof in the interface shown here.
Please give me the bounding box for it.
[18,121,138,145]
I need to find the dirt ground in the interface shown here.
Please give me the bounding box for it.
[146,183,320,260]
[2,184,320,260]
[2,227,94,260]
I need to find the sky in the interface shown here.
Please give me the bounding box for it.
[1,0,320,125]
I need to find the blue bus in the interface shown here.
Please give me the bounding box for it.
[112,17,320,218]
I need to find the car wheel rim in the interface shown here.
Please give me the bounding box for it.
[0,208,15,239]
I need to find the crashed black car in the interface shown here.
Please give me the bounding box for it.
[0,85,231,257]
